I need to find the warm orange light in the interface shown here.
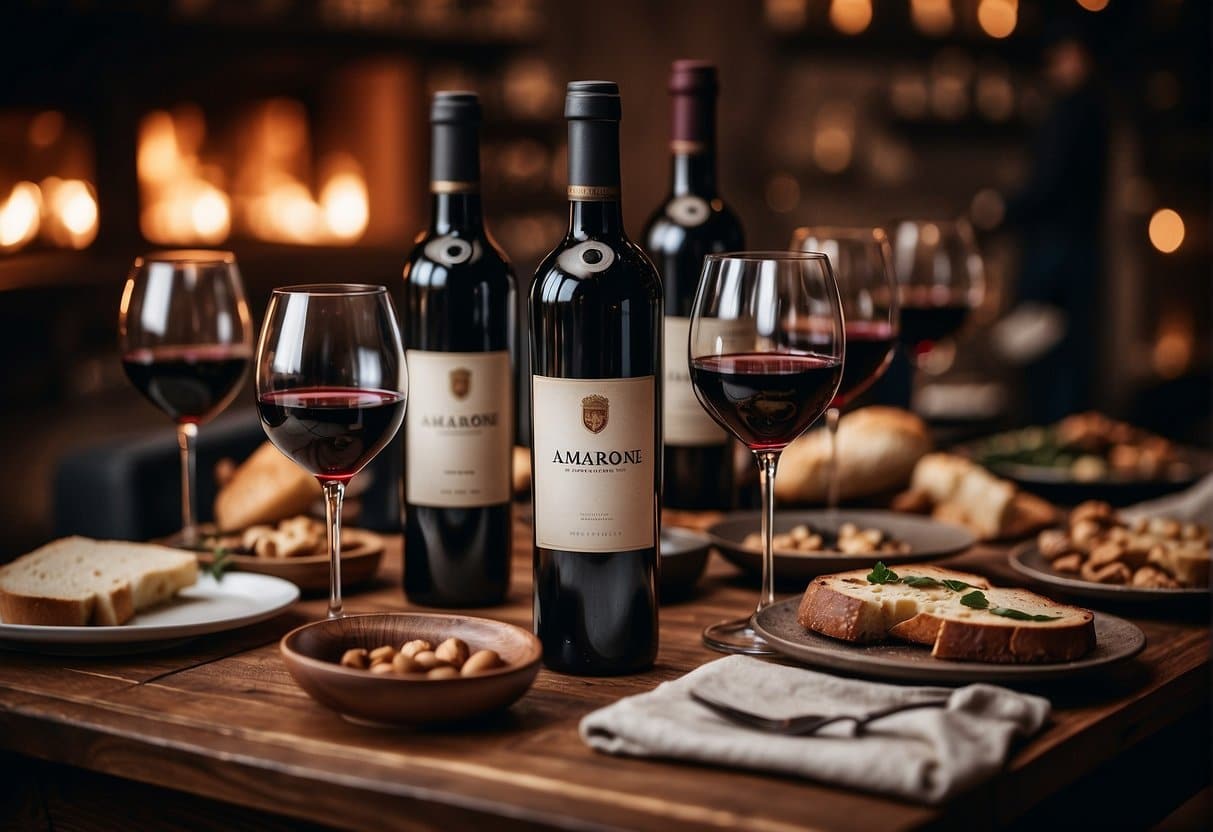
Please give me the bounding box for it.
[1153,311,1193,379]
[977,0,1017,39]
[1148,208,1184,254]
[910,0,953,35]
[1076,0,1109,11]
[829,0,872,35]
[28,111,65,149]
[53,180,99,248]
[190,186,231,243]
[321,173,370,241]
[0,182,42,250]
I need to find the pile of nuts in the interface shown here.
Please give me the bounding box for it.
[1055,412,1190,481]
[203,515,327,559]
[1037,501,1209,588]
[744,523,911,556]
[338,636,505,679]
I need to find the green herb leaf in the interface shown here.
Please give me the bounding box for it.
[941,579,976,592]
[867,562,900,584]
[902,576,943,588]
[989,607,1063,622]
[960,590,989,609]
[203,547,233,582]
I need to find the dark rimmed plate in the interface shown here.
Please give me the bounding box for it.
[753,597,1146,684]
[1009,541,1210,603]
[707,510,976,583]
[660,527,711,597]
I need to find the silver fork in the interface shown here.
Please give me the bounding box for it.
[690,689,950,736]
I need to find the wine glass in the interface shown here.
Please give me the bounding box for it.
[888,218,984,372]
[255,285,407,618]
[790,227,898,509]
[119,250,253,546]
[689,252,844,654]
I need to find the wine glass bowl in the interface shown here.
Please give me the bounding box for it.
[119,250,253,545]
[790,226,899,509]
[255,284,407,618]
[689,252,844,654]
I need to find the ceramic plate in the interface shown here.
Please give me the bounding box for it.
[0,573,300,648]
[1009,542,1209,603]
[707,510,976,583]
[660,527,711,597]
[753,597,1146,684]
[195,527,385,592]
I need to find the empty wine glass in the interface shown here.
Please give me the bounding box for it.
[255,285,407,618]
[119,250,253,546]
[790,226,898,509]
[689,252,844,654]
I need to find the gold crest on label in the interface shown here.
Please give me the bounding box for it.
[581,394,609,434]
[450,367,471,400]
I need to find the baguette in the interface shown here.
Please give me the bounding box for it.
[798,564,1096,663]
[0,537,198,626]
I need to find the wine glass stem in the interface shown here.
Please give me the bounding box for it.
[176,422,198,546]
[322,479,346,619]
[754,449,781,615]
[825,407,841,511]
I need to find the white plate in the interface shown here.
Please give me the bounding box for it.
[0,573,300,647]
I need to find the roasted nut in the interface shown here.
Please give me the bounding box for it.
[1088,541,1127,567]
[1070,519,1103,547]
[241,525,275,549]
[400,639,433,658]
[1181,523,1206,541]
[253,534,279,559]
[426,666,461,680]
[1052,553,1084,574]
[340,648,369,669]
[461,649,503,676]
[1070,501,1114,526]
[370,661,396,675]
[435,637,469,667]
[1071,456,1107,482]
[789,525,810,542]
[369,645,397,665]
[1131,566,1179,589]
[413,650,441,670]
[392,653,421,674]
[1037,529,1072,560]
[1081,560,1131,584]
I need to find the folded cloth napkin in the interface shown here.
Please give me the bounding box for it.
[1123,472,1213,523]
[580,656,1050,804]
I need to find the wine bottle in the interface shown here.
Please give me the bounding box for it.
[402,91,516,608]
[530,81,662,675]
[642,61,744,510]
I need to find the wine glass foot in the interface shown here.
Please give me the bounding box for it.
[702,617,776,656]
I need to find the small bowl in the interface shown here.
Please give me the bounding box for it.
[660,527,711,598]
[280,612,542,725]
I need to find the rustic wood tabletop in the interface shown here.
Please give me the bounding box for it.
[0,512,1208,831]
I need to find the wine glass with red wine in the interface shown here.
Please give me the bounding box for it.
[255,285,407,618]
[790,227,898,510]
[689,252,844,654]
[889,219,984,371]
[119,251,253,546]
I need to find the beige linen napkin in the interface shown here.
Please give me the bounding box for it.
[580,656,1049,804]
[1123,472,1213,523]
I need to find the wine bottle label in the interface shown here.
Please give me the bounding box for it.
[665,195,711,228]
[664,316,753,446]
[406,350,512,508]
[532,375,657,553]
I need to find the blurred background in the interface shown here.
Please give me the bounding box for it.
[0,0,1208,555]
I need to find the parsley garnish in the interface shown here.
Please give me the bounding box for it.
[990,607,1062,622]
[203,547,233,582]
[867,562,900,584]
[960,590,990,609]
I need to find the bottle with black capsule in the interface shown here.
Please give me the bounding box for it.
[643,60,745,511]
[402,91,516,608]
[530,81,662,675]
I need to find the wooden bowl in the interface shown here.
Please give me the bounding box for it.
[196,527,385,592]
[280,613,542,725]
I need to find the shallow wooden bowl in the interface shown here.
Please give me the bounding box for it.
[280,613,542,725]
[195,527,385,592]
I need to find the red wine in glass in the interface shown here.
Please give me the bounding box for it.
[257,387,406,482]
[122,345,251,424]
[897,295,970,361]
[690,353,843,451]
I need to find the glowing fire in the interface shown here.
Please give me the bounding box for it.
[0,182,41,250]
[0,176,98,252]
[137,102,369,246]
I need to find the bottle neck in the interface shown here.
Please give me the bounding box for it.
[671,151,717,197]
[569,199,624,238]
[430,191,483,234]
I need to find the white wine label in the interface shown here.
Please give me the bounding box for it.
[664,316,726,446]
[665,195,711,228]
[532,375,656,553]
[406,350,512,508]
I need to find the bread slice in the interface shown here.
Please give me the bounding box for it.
[214,441,321,531]
[798,564,1096,663]
[0,537,198,626]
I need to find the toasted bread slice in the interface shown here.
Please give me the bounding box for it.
[798,564,1095,663]
[0,537,198,626]
[214,441,321,531]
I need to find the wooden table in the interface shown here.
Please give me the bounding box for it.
[0,516,1208,831]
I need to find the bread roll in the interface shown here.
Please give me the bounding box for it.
[910,453,1057,540]
[774,407,931,504]
[214,442,322,531]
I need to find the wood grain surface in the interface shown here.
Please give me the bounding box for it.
[0,511,1208,831]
